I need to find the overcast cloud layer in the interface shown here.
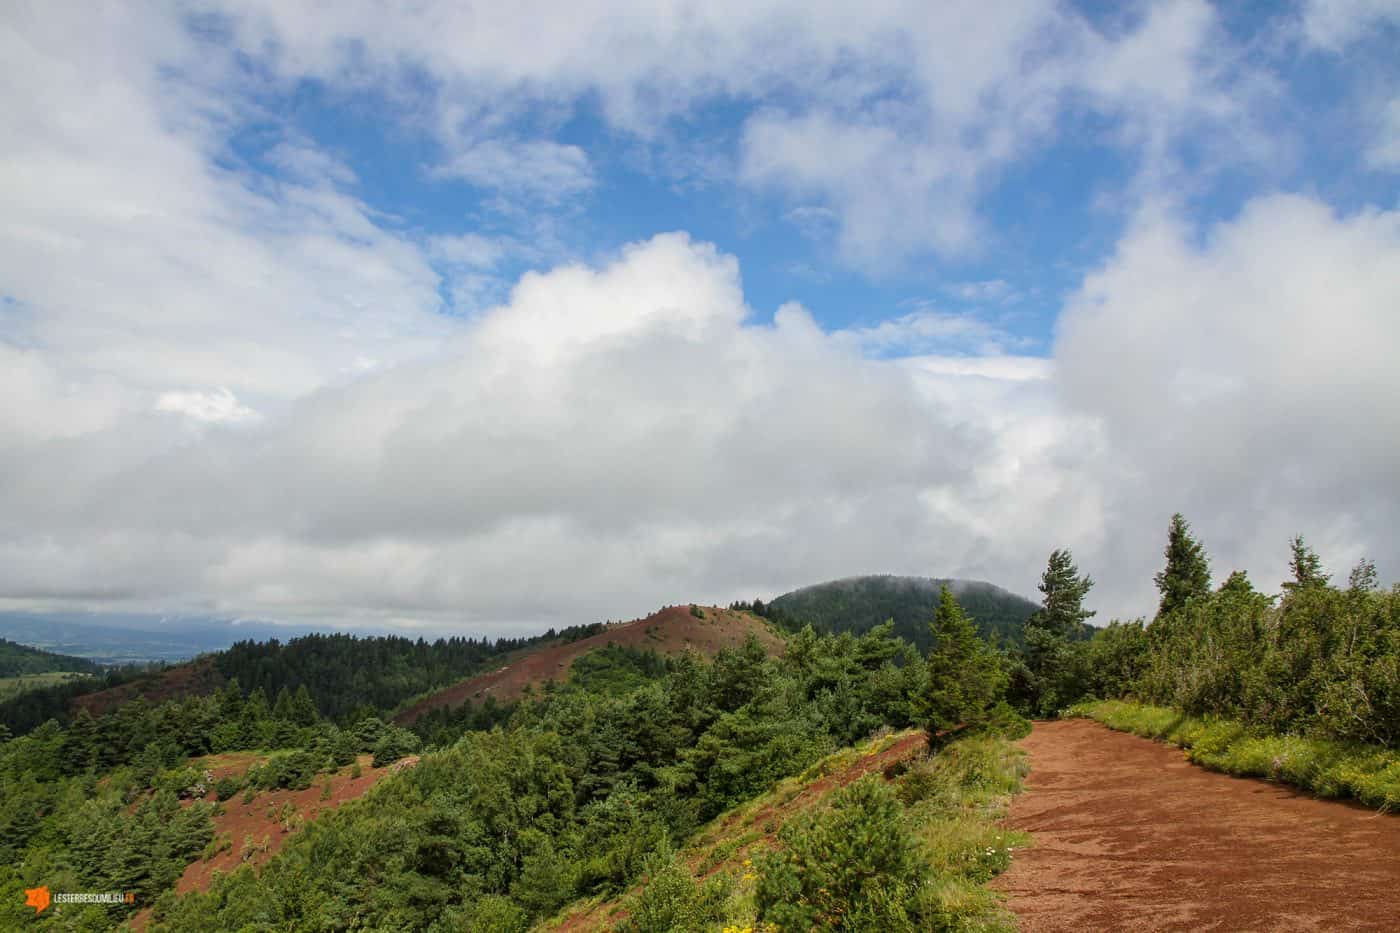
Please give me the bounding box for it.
[2,1,1397,635]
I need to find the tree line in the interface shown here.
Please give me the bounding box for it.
[0,621,614,737]
[1007,513,1398,750]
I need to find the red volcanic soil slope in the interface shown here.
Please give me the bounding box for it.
[129,752,413,930]
[394,606,783,725]
[994,719,1400,932]
[73,657,224,716]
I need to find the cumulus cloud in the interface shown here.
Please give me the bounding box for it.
[0,5,449,410]
[1055,194,1400,612]
[1,2,1396,637]
[0,233,1102,630]
[3,202,1397,630]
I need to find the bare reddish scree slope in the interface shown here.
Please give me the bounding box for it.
[393,605,783,725]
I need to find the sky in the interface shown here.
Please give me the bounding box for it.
[1,0,1398,637]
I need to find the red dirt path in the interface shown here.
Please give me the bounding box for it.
[393,606,783,725]
[993,719,1400,932]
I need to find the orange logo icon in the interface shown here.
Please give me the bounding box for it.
[24,886,51,914]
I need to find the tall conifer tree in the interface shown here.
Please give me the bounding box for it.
[924,586,1005,733]
[1284,535,1329,591]
[1154,513,1211,616]
[1021,549,1095,715]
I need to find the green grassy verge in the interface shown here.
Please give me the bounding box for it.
[1069,699,1400,811]
[898,736,1032,930]
[602,732,1030,932]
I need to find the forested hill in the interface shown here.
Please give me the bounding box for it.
[0,637,101,677]
[766,575,1040,650]
[0,624,609,736]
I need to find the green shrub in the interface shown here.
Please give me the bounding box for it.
[622,839,731,933]
[248,749,319,790]
[510,840,579,919]
[153,766,211,798]
[201,832,233,862]
[461,894,528,932]
[371,726,422,767]
[756,777,923,930]
[985,700,1032,740]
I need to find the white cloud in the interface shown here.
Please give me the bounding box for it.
[2,195,1397,628]
[1055,194,1400,612]
[432,139,595,201]
[737,0,1272,267]
[266,142,358,187]
[741,112,984,265]
[835,309,1013,356]
[945,280,1014,303]
[1367,97,1400,169]
[1301,0,1400,50]
[195,0,1276,269]
[0,5,450,404]
[155,388,259,424]
[428,233,514,270]
[0,232,1103,628]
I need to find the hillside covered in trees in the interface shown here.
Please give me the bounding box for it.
[0,622,615,736]
[763,575,1042,649]
[0,638,100,678]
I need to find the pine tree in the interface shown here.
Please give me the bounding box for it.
[63,708,101,775]
[1028,548,1096,638]
[923,586,1005,734]
[1154,513,1211,616]
[240,687,272,749]
[272,686,295,723]
[1347,558,1378,593]
[217,678,244,719]
[291,685,319,726]
[1218,569,1255,596]
[1284,535,1329,591]
[1021,549,1095,716]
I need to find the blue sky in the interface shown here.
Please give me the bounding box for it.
[0,1,1397,634]
[189,1,1394,371]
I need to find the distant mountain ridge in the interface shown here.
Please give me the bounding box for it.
[0,612,334,664]
[0,637,101,677]
[767,575,1039,651]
